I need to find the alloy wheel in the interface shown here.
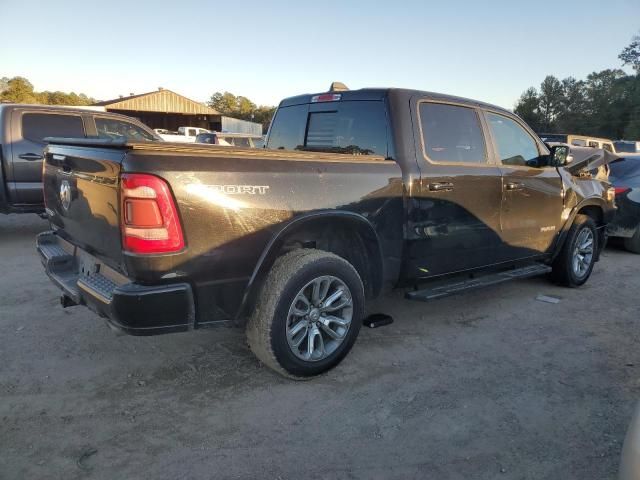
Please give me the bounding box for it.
[285,275,353,362]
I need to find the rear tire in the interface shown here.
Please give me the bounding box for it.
[623,226,640,254]
[551,214,598,287]
[246,249,365,379]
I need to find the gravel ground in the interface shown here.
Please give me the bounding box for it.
[1,213,639,480]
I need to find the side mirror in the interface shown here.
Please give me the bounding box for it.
[550,145,570,167]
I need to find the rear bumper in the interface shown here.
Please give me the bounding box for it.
[37,231,194,335]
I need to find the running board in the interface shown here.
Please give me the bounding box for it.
[405,264,552,302]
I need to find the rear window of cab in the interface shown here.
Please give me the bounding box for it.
[266,101,388,157]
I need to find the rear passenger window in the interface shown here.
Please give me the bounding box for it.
[419,103,486,163]
[486,113,540,167]
[22,113,84,143]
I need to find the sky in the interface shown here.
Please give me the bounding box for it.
[1,0,638,110]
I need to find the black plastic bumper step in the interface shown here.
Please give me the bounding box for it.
[405,264,552,302]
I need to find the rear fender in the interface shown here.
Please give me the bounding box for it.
[236,210,384,322]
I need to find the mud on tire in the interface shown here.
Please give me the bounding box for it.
[246,249,365,379]
[550,214,598,287]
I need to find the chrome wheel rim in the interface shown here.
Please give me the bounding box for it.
[285,275,353,362]
[572,228,594,278]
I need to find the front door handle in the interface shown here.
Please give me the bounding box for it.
[505,182,525,191]
[428,182,454,192]
[18,153,43,161]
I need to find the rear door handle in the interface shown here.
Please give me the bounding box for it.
[505,182,524,191]
[18,153,43,161]
[428,182,454,192]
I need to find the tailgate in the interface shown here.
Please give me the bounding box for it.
[44,142,125,267]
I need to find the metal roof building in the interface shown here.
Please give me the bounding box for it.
[94,88,262,134]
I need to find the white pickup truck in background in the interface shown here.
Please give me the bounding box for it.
[154,126,210,142]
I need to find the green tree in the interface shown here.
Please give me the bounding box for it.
[556,77,587,133]
[619,33,640,73]
[584,69,628,137]
[208,91,243,115]
[514,87,542,131]
[514,35,640,140]
[0,76,95,105]
[537,75,565,131]
[0,76,38,103]
[208,90,276,132]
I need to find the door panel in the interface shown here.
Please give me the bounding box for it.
[499,166,563,256]
[12,110,85,204]
[405,101,504,279]
[407,165,503,277]
[483,111,563,258]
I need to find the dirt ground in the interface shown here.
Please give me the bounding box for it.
[1,213,639,480]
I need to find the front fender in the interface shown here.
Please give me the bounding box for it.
[552,196,612,262]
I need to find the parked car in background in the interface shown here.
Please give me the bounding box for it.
[195,132,264,148]
[153,128,174,135]
[539,133,616,152]
[156,126,210,143]
[614,140,640,154]
[0,104,160,215]
[608,156,640,253]
[37,85,615,378]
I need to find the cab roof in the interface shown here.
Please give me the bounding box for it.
[278,87,513,116]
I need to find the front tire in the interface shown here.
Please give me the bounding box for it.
[246,249,365,378]
[551,214,598,287]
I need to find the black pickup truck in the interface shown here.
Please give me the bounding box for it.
[0,103,159,214]
[37,85,616,378]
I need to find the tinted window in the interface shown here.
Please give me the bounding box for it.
[234,137,251,148]
[420,103,486,163]
[267,104,308,151]
[486,113,540,167]
[614,141,637,153]
[603,143,614,152]
[304,102,387,156]
[95,118,155,141]
[22,113,84,143]
[267,101,387,156]
[188,129,197,137]
[195,133,216,144]
[588,141,599,148]
[572,139,586,146]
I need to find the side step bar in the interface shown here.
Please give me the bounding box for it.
[405,264,552,302]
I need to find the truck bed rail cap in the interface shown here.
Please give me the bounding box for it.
[44,137,131,148]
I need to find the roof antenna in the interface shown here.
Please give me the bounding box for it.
[329,82,349,92]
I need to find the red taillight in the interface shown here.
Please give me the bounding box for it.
[614,187,631,195]
[120,173,184,254]
[311,93,342,103]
